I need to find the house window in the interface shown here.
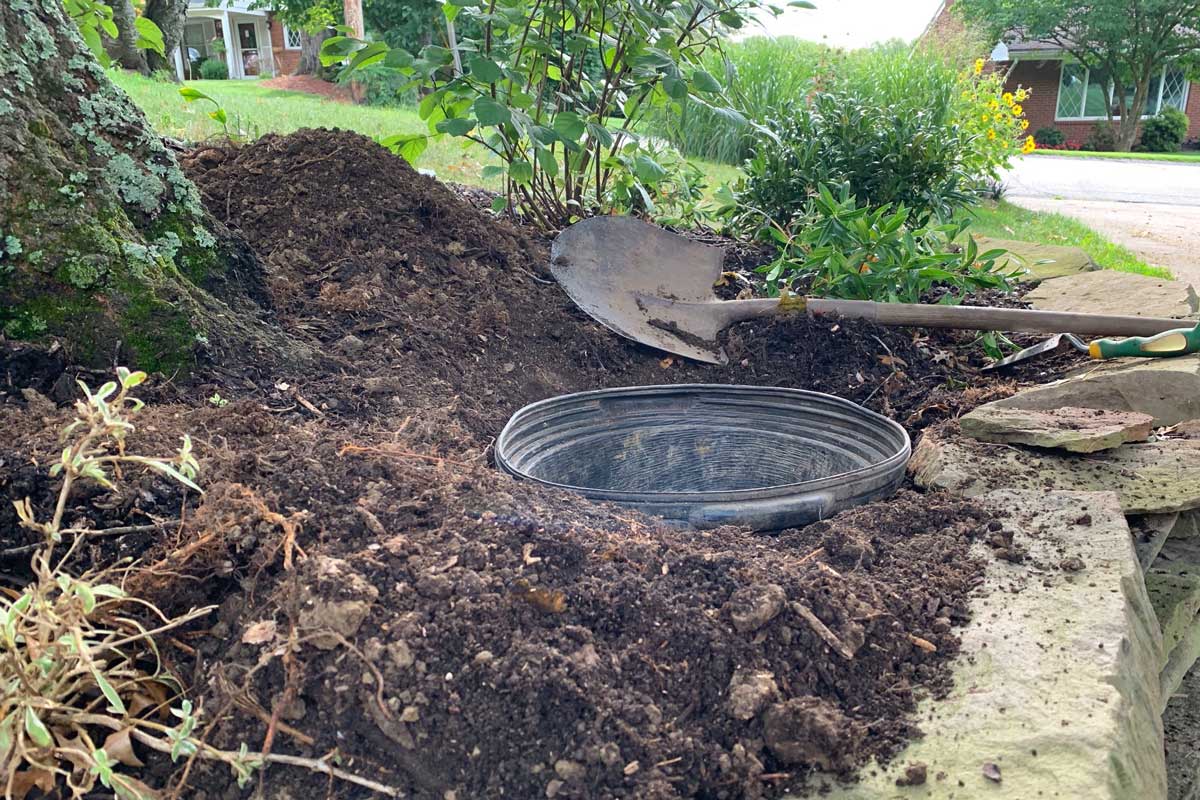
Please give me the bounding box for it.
[1056,63,1190,120]
[283,24,302,49]
[181,21,213,81]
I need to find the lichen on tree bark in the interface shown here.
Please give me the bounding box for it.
[0,0,316,374]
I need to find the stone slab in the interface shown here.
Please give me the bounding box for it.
[1154,511,1200,570]
[1147,566,1200,658]
[911,428,1200,514]
[974,236,1098,282]
[989,356,1200,427]
[1163,613,1200,712]
[1134,514,1181,572]
[961,404,1153,453]
[1025,270,1199,319]
[799,490,1166,800]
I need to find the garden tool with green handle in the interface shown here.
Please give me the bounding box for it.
[1089,322,1200,359]
[986,323,1200,369]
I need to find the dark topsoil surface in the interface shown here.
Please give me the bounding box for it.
[0,129,1066,799]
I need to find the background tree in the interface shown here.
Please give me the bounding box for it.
[107,0,149,72]
[251,0,341,75]
[104,0,186,77]
[142,0,188,74]
[956,0,1200,151]
[0,0,313,373]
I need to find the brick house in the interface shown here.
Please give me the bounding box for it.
[172,0,303,81]
[922,0,1200,147]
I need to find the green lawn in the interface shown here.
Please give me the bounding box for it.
[115,71,1171,280]
[969,200,1171,279]
[112,71,502,186]
[1029,149,1200,163]
[114,71,735,191]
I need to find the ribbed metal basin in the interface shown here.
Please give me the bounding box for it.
[496,384,910,530]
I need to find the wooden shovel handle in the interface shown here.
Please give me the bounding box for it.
[804,298,1191,338]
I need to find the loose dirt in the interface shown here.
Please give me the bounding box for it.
[0,128,1051,799]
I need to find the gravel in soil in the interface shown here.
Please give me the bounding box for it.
[0,128,1047,799]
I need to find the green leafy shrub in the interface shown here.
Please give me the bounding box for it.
[740,90,974,230]
[323,0,787,229]
[737,47,1031,231]
[198,58,229,80]
[338,62,416,106]
[1085,123,1117,152]
[755,184,1019,302]
[1139,107,1189,152]
[1034,126,1065,146]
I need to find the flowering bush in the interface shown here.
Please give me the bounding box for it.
[738,49,1034,234]
[955,58,1034,179]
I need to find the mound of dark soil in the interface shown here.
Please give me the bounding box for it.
[0,128,1027,800]
[180,128,1003,440]
[1,398,991,799]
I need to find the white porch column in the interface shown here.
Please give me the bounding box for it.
[221,10,238,79]
[259,19,274,76]
[173,43,185,81]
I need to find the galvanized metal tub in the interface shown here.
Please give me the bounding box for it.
[495,384,910,530]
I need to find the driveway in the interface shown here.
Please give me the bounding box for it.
[1001,155,1200,285]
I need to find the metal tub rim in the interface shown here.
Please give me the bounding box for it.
[495,384,911,528]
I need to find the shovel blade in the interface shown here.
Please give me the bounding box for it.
[550,217,729,364]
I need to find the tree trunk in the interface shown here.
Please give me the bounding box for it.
[1115,71,1154,152]
[0,0,317,375]
[143,0,188,76]
[296,28,331,76]
[107,0,149,74]
[343,0,364,38]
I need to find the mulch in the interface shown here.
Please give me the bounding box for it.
[259,74,359,104]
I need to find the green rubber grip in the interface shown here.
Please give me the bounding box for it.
[1089,322,1200,359]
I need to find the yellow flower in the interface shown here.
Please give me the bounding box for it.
[994,113,1004,122]
[1011,103,1023,116]
[1002,92,1014,105]
[988,98,999,110]
[961,89,972,99]
[1021,135,1036,154]
[1020,119,1029,130]
[974,58,985,75]
[981,112,990,122]
[1015,88,1028,102]
[987,129,997,140]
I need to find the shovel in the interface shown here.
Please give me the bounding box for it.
[550,216,1200,365]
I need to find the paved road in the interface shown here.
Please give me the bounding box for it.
[1001,155,1200,285]
[1003,154,1200,205]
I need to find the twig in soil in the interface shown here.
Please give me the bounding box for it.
[790,601,856,660]
[0,521,177,559]
[118,723,406,798]
[291,145,346,171]
[232,694,315,747]
[291,388,325,417]
[796,547,825,566]
[338,442,473,468]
